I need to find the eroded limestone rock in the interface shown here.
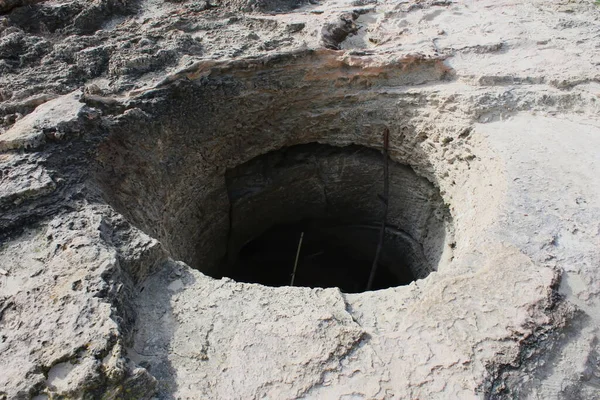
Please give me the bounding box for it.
[0,0,599,399]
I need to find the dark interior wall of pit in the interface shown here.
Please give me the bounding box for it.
[93,52,447,275]
[224,143,445,279]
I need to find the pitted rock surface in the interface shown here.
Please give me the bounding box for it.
[1,0,599,399]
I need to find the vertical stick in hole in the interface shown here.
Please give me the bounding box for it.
[367,127,390,291]
[290,231,304,286]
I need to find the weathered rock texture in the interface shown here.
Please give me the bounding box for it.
[1,0,600,399]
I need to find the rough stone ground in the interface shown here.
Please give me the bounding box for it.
[0,0,599,399]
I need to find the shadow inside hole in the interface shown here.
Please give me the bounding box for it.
[225,218,416,293]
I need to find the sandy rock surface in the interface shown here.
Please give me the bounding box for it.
[1,0,599,399]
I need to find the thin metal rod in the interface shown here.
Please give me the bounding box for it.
[367,127,390,291]
[290,231,304,286]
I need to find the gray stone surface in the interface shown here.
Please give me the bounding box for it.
[0,0,599,399]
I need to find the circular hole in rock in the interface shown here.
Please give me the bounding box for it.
[215,143,449,293]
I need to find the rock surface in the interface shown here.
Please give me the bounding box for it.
[1,0,599,399]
